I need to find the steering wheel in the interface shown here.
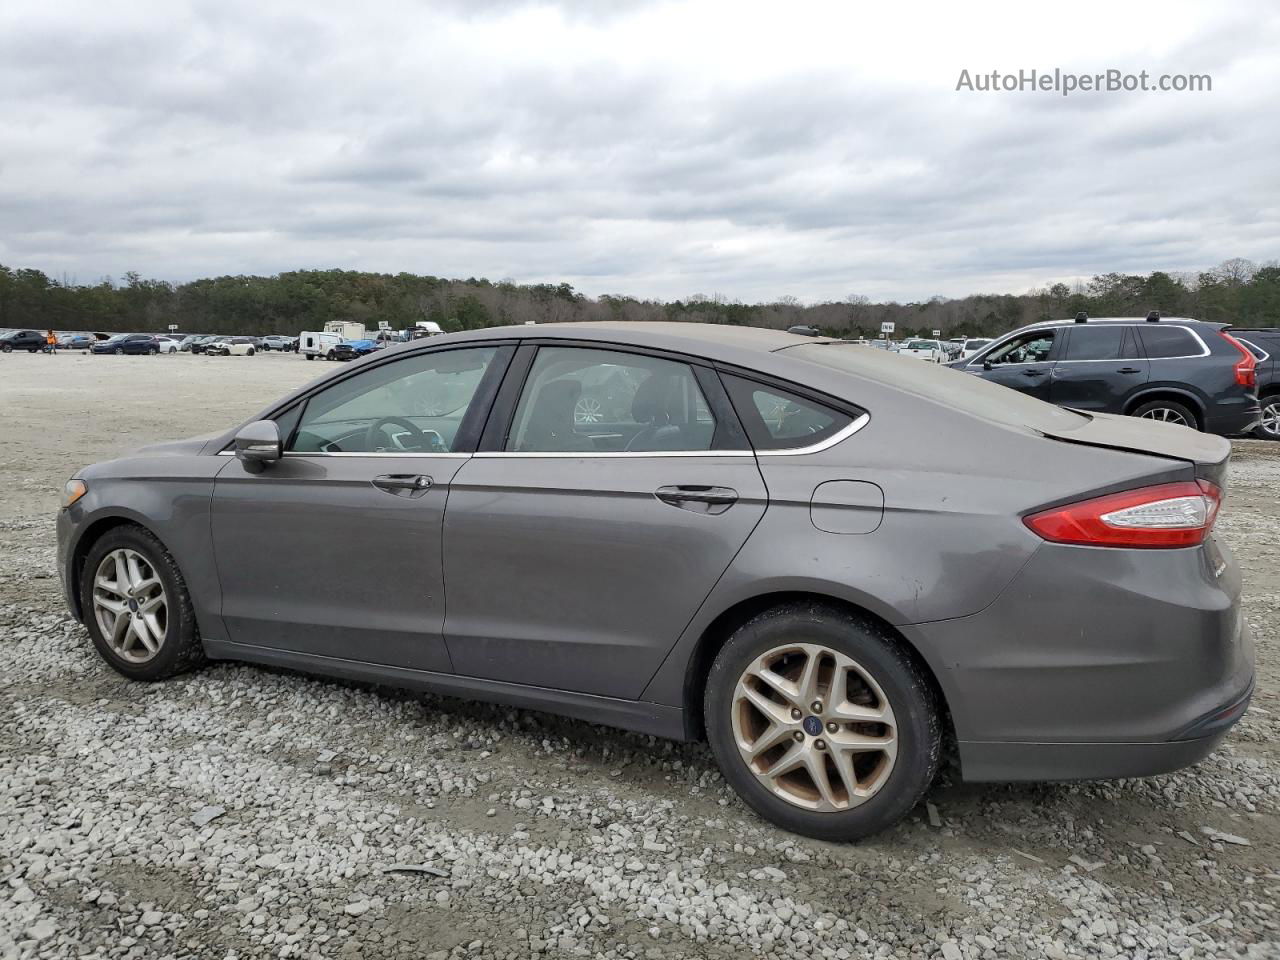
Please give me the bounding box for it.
[365,416,430,452]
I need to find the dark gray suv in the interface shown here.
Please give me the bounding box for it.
[950,315,1260,435]
[55,323,1254,840]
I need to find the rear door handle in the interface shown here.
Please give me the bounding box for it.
[1020,369,1045,377]
[655,485,738,515]
[1117,367,1141,374]
[373,474,432,497]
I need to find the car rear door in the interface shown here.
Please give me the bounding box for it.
[210,343,513,672]
[440,342,768,699]
[1050,325,1148,412]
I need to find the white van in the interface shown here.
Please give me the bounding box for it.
[299,331,343,360]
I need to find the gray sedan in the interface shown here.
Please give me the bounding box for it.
[55,323,1253,840]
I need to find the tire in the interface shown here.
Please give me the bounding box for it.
[114,347,124,355]
[1255,395,1280,441]
[79,524,206,682]
[326,351,335,361]
[1,343,11,352]
[704,602,941,841]
[247,347,255,356]
[1131,398,1198,430]
[305,353,314,361]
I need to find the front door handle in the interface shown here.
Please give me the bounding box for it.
[655,485,738,515]
[373,474,432,497]
[1117,367,1142,374]
[1020,368,1045,377]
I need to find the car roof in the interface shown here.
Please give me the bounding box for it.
[421,321,824,359]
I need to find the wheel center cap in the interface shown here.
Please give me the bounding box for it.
[802,715,822,736]
[128,599,139,612]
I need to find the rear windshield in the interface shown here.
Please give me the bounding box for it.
[788,342,1090,432]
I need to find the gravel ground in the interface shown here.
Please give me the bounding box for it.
[1,353,1278,960]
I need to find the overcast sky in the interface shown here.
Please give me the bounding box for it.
[1,0,1277,302]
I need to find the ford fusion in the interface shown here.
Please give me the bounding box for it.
[56,323,1253,840]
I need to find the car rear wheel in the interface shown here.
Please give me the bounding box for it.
[1132,399,1197,430]
[704,603,941,841]
[1255,396,1280,440]
[80,525,206,681]
[0,343,11,352]
[247,347,255,355]
[305,353,314,360]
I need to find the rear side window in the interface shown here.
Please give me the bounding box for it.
[1138,326,1202,359]
[1063,325,1125,361]
[508,347,716,453]
[722,375,852,451]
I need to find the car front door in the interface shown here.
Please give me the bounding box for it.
[1050,325,1148,412]
[968,329,1059,400]
[210,343,512,671]
[441,343,769,699]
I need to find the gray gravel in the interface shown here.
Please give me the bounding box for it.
[1,356,1278,959]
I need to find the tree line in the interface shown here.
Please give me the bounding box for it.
[1,258,1276,340]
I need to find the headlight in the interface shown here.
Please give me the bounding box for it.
[62,479,87,509]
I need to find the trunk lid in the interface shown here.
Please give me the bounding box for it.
[1041,410,1231,488]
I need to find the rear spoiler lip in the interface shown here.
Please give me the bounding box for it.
[1037,410,1231,492]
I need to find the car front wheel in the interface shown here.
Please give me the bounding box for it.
[704,603,941,841]
[1255,396,1280,440]
[80,525,206,681]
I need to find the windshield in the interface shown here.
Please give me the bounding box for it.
[102,335,125,343]
[964,339,991,349]
[786,342,1090,432]
[904,340,935,350]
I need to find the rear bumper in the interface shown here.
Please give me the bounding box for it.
[1204,402,1261,436]
[959,673,1253,781]
[909,535,1254,781]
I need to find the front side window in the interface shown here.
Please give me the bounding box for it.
[985,331,1055,365]
[507,347,716,453]
[1138,326,1201,359]
[722,375,853,451]
[289,346,499,454]
[1062,325,1126,361]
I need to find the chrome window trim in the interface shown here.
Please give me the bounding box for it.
[217,450,471,458]
[1236,338,1270,362]
[756,411,870,456]
[474,449,756,459]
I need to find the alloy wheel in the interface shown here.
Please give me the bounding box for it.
[1260,399,1280,438]
[92,549,168,663]
[731,642,897,812]
[574,396,604,424]
[1139,406,1190,427]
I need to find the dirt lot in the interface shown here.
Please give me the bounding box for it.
[1,352,1277,960]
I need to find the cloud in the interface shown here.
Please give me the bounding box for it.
[0,0,1276,302]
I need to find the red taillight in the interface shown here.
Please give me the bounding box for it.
[1024,480,1221,548]
[1220,331,1256,388]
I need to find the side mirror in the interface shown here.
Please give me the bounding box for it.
[982,359,993,371]
[234,420,282,472]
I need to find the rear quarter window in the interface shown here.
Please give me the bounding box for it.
[722,375,853,450]
[1138,326,1204,359]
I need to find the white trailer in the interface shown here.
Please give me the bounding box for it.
[324,320,367,341]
